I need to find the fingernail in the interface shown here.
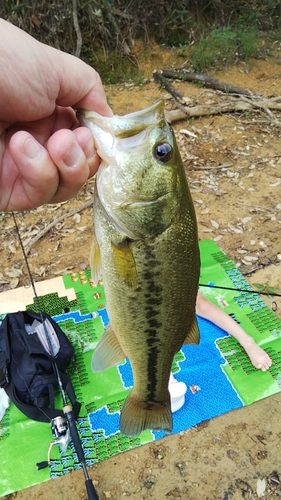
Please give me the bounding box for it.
[23,137,43,160]
[63,140,83,167]
[84,136,97,163]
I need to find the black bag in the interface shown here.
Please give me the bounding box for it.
[0,310,81,422]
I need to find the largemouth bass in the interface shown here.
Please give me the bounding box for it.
[78,100,200,436]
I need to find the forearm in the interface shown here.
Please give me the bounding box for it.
[196,292,255,347]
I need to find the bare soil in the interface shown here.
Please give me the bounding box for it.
[2,47,281,500]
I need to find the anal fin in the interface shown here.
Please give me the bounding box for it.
[92,323,126,372]
[184,315,200,345]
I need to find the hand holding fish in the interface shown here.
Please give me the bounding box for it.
[0,19,112,212]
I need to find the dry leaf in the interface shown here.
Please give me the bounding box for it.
[211,220,219,229]
[215,190,228,196]
[256,477,267,498]
[5,268,22,278]
[29,248,38,257]
[182,96,193,105]
[73,213,81,223]
[179,128,198,139]
[54,267,74,275]
[35,267,46,277]
[226,171,236,178]
[8,244,16,254]
[242,217,252,225]
[241,259,252,266]
[31,14,40,28]
[270,179,281,187]
[0,276,9,284]
[228,224,243,234]
[10,278,19,289]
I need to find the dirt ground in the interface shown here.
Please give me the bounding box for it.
[2,46,281,499]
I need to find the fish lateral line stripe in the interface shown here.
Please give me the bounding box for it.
[146,345,161,403]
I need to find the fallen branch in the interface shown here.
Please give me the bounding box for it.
[159,70,253,96]
[25,199,93,255]
[153,71,183,101]
[154,68,281,125]
[164,95,281,124]
[164,99,251,123]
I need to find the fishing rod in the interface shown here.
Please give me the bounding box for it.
[13,213,99,500]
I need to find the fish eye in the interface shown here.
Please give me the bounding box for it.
[154,143,173,163]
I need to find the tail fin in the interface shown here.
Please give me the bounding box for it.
[120,391,172,436]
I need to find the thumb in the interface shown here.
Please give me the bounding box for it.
[48,46,113,116]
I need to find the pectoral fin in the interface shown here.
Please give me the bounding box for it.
[92,323,126,372]
[111,239,137,287]
[90,234,102,285]
[184,315,200,345]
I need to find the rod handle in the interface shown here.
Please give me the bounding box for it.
[85,478,99,500]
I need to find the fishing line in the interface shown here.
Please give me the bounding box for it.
[199,282,281,298]
[13,213,99,500]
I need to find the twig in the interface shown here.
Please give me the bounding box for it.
[72,0,82,58]
[24,199,93,254]
[160,69,253,96]
[153,71,184,101]
[240,95,281,126]
[234,202,274,212]
[188,163,233,170]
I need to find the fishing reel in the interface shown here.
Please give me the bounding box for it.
[51,415,68,441]
[36,415,70,470]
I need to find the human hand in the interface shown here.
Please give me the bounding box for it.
[0,20,112,212]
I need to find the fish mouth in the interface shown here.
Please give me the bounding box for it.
[78,99,164,139]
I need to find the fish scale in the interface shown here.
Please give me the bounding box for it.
[78,100,200,436]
